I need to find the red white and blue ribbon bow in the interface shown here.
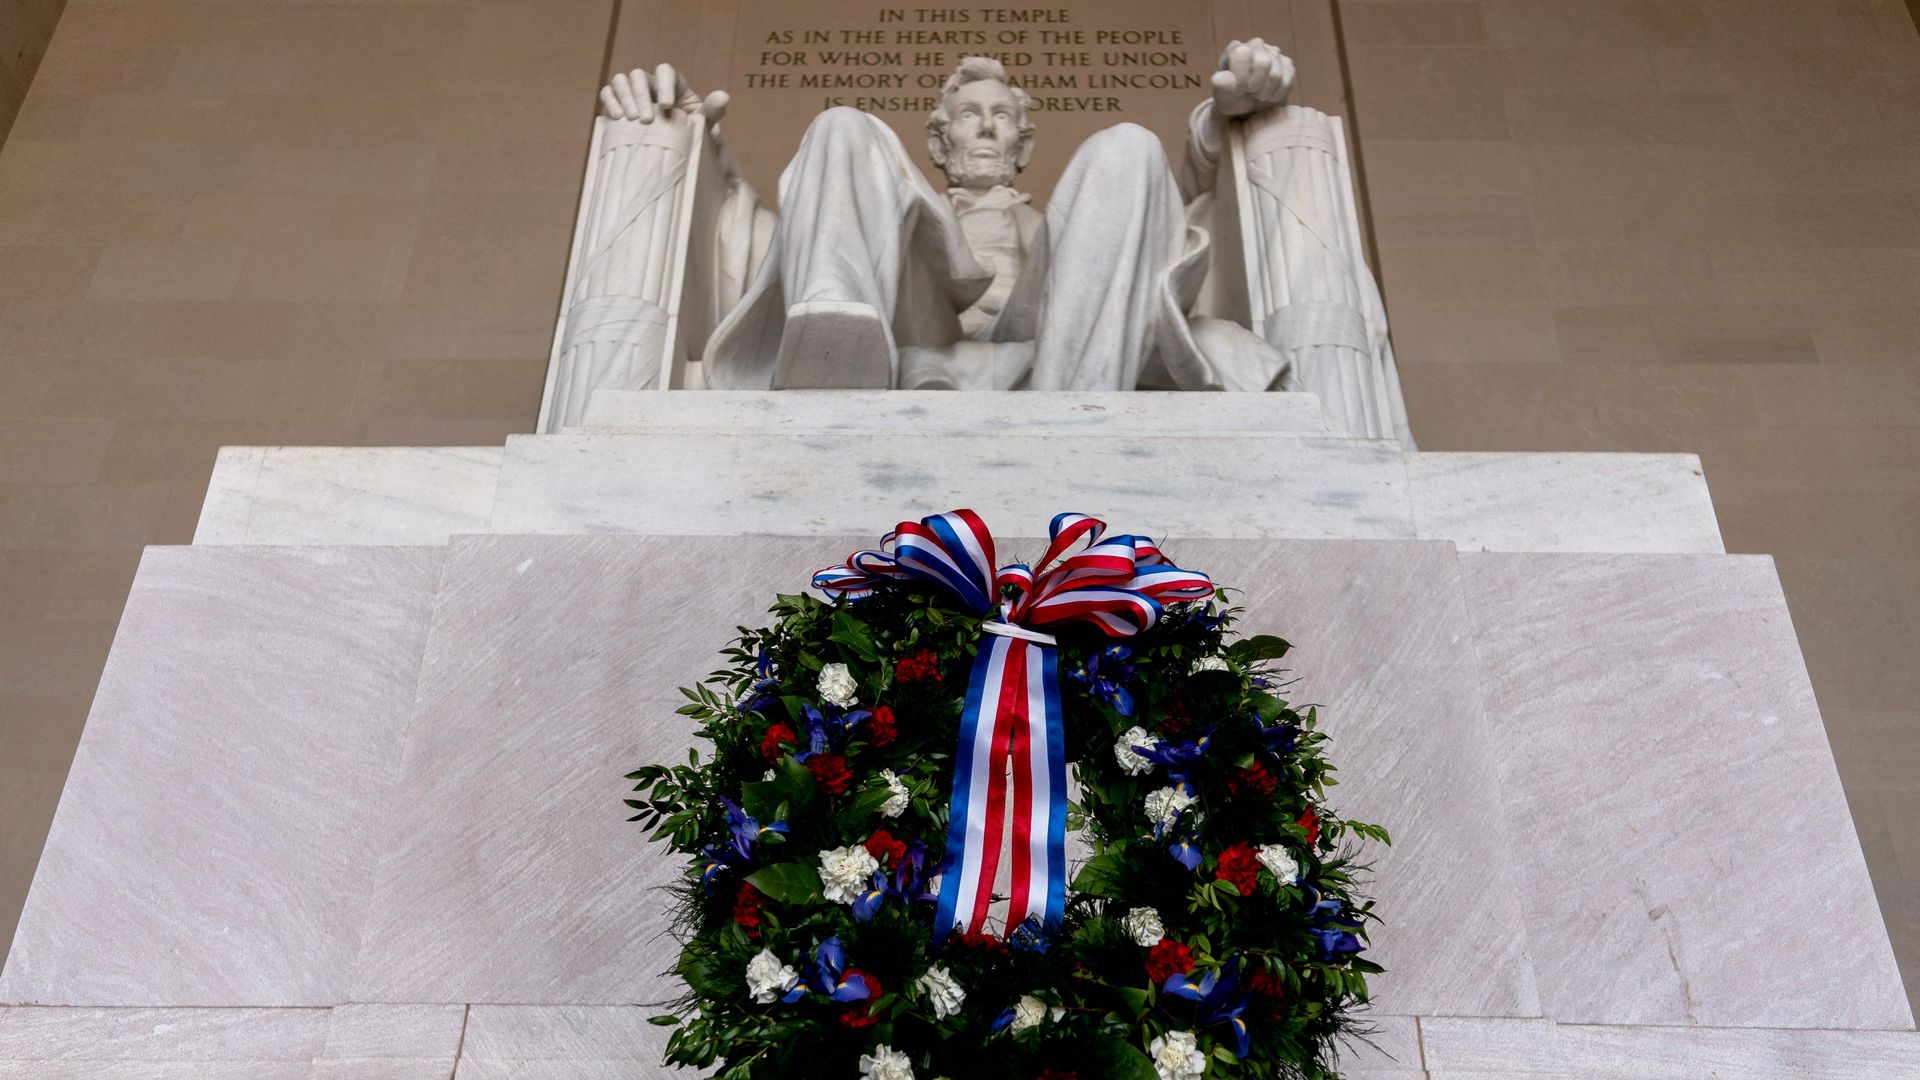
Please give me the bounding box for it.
[813,510,1213,942]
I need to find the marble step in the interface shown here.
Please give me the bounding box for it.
[2,1006,1915,1078]
[195,436,1725,555]
[6,536,1904,1034]
[0,1003,468,1079]
[573,388,1335,436]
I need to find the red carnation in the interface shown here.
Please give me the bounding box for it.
[868,704,898,746]
[864,828,907,867]
[1297,806,1320,848]
[837,969,883,1028]
[1216,841,1261,895]
[1228,763,1277,801]
[1248,967,1286,1000]
[1160,696,1193,737]
[732,882,765,939]
[1248,967,1287,1018]
[896,649,943,684]
[760,721,797,761]
[805,751,853,795]
[1144,938,1194,984]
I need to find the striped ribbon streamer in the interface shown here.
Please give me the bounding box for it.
[814,510,1212,942]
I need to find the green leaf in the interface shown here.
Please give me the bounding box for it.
[1089,1037,1160,1080]
[830,610,882,662]
[841,783,896,824]
[772,755,820,810]
[739,778,785,823]
[1228,634,1291,662]
[745,862,823,904]
[1213,1045,1240,1064]
[1114,986,1152,1020]
[1071,849,1126,898]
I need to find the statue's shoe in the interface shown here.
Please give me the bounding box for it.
[773,301,896,389]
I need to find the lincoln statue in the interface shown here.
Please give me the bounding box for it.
[543,42,1411,445]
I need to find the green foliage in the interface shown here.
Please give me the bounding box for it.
[626,566,1388,1079]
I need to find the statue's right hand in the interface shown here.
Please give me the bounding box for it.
[600,64,730,125]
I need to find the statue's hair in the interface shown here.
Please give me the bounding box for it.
[926,56,1036,145]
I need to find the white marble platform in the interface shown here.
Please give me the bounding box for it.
[489,432,1419,541]
[191,433,1724,555]
[196,445,502,546]
[1410,452,1723,554]
[0,545,446,1006]
[576,388,1333,435]
[1463,552,1913,1031]
[6,535,1901,1035]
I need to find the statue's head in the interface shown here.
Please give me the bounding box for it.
[927,56,1035,192]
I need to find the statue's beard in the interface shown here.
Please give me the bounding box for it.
[943,146,1018,190]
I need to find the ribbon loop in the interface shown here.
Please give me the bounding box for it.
[814,510,1212,942]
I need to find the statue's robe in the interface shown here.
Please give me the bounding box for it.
[699,106,1280,393]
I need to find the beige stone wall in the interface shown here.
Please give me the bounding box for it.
[0,0,64,143]
[1344,0,1920,1003]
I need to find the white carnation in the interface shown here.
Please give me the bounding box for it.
[917,964,966,1019]
[818,844,880,905]
[745,948,799,1005]
[879,768,911,818]
[1010,993,1048,1032]
[1148,1030,1207,1080]
[1144,785,1195,829]
[1113,725,1160,776]
[817,662,859,708]
[858,1044,915,1080]
[1190,656,1230,673]
[1258,842,1300,884]
[1122,905,1165,947]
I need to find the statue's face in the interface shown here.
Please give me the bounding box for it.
[939,79,1025,191]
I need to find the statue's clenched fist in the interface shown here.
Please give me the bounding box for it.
[1210,39,1294,119]
[600,63,730,125]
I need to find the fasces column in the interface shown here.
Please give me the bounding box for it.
[1237,106,1413,446]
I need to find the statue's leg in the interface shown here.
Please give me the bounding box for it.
[772,107,979,389]
[1013,123,1189,391]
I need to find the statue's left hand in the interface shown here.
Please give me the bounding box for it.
[600,63,731,126]
[1211,39,1295,118]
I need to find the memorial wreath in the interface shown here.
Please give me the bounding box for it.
[627,511,1388,1079]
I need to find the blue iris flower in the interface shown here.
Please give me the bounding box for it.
[784,936,871,1004]
[1162,958,1251,1058]
[1168,839,1203,870]
[850,840,942,922]
[741,647,779,714]
[851,869,890,923]
[1070,644,1138,717]
[1139,732,1212,782]
[716,795,788,862]
[1306,885,1366,961]
[1185,607,1227,634]
[1254,714,1300,764]
[793,702,871,762]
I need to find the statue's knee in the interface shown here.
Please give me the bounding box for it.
[1083,122,1163,162]
[805,106,876,143]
